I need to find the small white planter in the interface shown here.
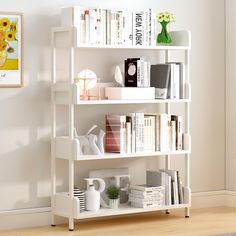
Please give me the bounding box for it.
[109,199,119,209]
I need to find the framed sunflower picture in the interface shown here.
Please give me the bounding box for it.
[0,12,23,87]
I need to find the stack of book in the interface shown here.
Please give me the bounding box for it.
[151,63,185,99]
[147,170,184,205]
[129,185,164,208]
[61,7,157,46]
[125,58,151,87]
[104,113,184,154]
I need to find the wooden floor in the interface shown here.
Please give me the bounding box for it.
[1,207,236,236]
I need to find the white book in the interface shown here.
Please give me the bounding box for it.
[160,114,171,151]
[133,11,144,46]
[106,9,111,44]
[110,11,117,45]
[160,169,179,205]
[140,59,145,87]
[126,11,133,46]
[137,60,141,87]
[89,8,97,44]
[130,189,163,197]
[84,9,90,44]
[144,11,149,46]
[96,8,102,44]
[168,63,175,99]
[129,195,164,204]
[130,184,164,192]
[173,63,180,99]
[135,113,144,152]
[101,9,107,45]
[131,201,162,208]
[126,121,132,153]
[129,193,163,200]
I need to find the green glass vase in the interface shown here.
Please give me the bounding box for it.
[157,21,172,45]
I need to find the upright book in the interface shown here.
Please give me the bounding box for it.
[151,64,171,99]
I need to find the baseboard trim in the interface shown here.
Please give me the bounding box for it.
[1,190,236,230]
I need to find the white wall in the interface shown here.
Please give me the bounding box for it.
[0,0,225,213]
[226,0,236,191]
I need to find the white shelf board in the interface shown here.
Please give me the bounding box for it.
[75,44,190,50]
[76,99,190,105]
[76,204,190,220]
[76,150,190,161]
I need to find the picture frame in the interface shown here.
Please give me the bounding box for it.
[0,12,23,88]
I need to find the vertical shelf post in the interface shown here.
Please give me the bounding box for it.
[51,31,56,227]
[185,49,191,218]
[68,29,75,231]
[165,50,171,214]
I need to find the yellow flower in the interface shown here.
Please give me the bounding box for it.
[5,31,15,41]
[0,31,5,40]
[10,22,17,32]
[0,40,8,51]
[0,18,10,31]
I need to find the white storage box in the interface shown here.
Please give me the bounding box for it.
[105,87,155,100]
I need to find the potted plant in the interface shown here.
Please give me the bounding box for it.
[106,185,120,209]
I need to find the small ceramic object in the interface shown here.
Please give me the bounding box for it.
[114,65,124,86]
[109,198,119,209]
[85,184,100,211]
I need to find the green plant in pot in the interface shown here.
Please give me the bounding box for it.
[106,185,120,209]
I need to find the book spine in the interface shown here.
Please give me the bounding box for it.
[134,12,144,46]
[144,11,149,46]
[127,12,133,46]
[110,11,117,45]
[160,114,171,151]
[126,121,132,153]
[173,63,180,99]
[106,10,111,44]
[171,120,176,151]
[177,116,183,150]
[156,115,160,151]
[96,8,102,44]
[101,9,107,45]
[137,60,141,87]
[105,115,127,153]
[89,9,97,44]
[84,10,90,44]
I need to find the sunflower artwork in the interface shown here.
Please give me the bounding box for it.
[0,13,22,87]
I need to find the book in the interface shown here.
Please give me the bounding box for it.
[130,184,164,192]
[144,115,156,152]
[125,58,140,87]
[171,115,183,150]
[126,120,132,153]
[151,64,171,99]
[171,120,176,151]
[135,113,144,153]
[131,201,162,208]
[129,195,163,204]
[130,189,162,197]
[133,11,144,46]
[160,169,179,205]
[146,170,171,205]
[159,114,171,151]
[105,115,126,153]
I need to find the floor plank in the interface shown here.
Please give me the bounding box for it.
[1,207,236,236]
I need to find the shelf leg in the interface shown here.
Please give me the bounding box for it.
[185,207,190,218]
[69,216,74,231]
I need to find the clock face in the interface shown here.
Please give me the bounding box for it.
[128,63,136,76]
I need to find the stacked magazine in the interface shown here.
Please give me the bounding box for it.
[129,185,164,208]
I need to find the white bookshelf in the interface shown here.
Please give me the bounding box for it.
[51,27,191,231]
